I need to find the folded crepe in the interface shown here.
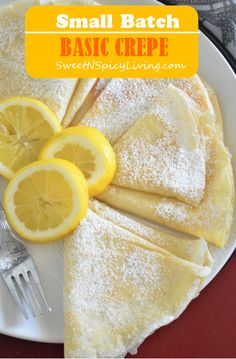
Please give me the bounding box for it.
[98,84,235,247]
[0,0,97,123]
[79,75,214,145]
[112,85,206,206]
[89,199,212,266]
[64,209,211,358]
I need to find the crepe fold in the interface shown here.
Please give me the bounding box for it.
[0,0,97,124]
[112,85,207,206]
[79,75,213,144]
[89,199,212,267]
[94,79,234,247]
[64,206,211,358]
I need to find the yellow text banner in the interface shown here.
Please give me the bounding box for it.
[25,5,199,78]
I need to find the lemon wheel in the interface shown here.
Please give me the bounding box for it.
[4,159,88,242]
[0,97,61,179]
[40,126,116,196]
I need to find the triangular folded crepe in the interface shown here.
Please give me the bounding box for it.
[98,88,235,247]
[89,199,212,266]
[80,76,214,145]
[0,0,96,123]
[70,78,111,127]
[64,209,211,358]
[112,85,206,206]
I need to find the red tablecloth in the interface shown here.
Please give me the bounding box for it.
[0,255,236,358]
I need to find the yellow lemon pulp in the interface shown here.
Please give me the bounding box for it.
[55,142,96,180]
[4,159,88,242]
[0,97,61,179]
[40,126,116,196]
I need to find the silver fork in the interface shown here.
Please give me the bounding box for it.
[0,206,51,319]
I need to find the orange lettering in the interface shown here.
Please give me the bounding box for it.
[115,37,166,56]
[146,38,158,56]
[159,37,168,56]
[115,38,124,56]
[60,37,71,56]
[100,38,109,56]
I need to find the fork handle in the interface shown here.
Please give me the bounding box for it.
[0,205,9,231]
[0,204,5,217]
[0,205,22,243]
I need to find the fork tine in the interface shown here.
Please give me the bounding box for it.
[21,272,43,314]
[0,206,50,317]
[28,271,51,312]
[26,259,51,312]
[13,275,36,318]
[2,275,28,320]
[13,273,36,318]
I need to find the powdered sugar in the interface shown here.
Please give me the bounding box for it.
[89,199,210,266]
[112,86,206,206]
[96,77,234,247]
[154,201,189,223]
[64,209,209,358]
[81,76,213,145]
[98,130,234,246]
[114,136,206,204]
[65,210,166,323]
[81,78,158,144]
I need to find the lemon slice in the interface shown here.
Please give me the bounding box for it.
[4,159,88,242]
[0,97,61,179]
[40,127,116,196]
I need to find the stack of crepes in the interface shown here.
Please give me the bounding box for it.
[65,199,212,358]
[0,1,234,358]
[81,77,235,248]
[65,77,234,357]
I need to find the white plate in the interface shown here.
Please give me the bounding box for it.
[0,0,235,344]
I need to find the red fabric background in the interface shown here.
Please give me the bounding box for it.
[0,255,236,358]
